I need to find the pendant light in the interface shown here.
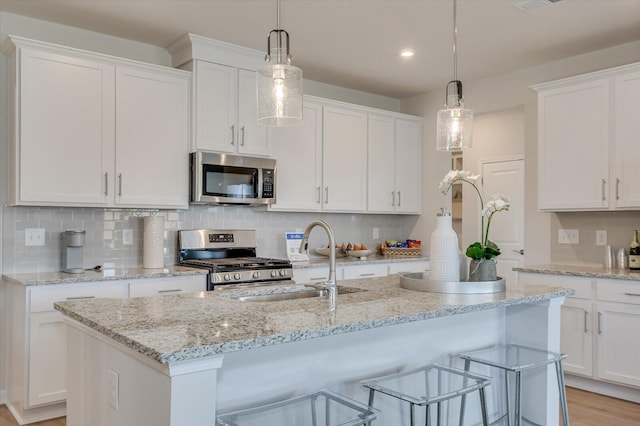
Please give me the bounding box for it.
[257,0,303,127]
[436,0,473,151]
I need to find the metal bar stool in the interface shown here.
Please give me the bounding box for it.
[361,363,491,426]
[216,389,378,426]
[457,343,570,426]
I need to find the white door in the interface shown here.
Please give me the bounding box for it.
[237,69,270,157]
[480,158,524,284]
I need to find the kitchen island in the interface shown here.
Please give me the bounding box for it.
[55,276,572,426]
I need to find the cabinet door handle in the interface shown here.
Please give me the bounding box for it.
[240,126,245,146]
[598,312,603,334]
[66,296,96,301]
[324,187,329,204]
[359,273,376,277]
[230,125,235,145]
[513,249,525,255]
[316,187,321,204]
[616,178,620,201]
[158,289,182,294]
[397,191,401,207]
[602,179,606,201]
[584,311,589,333]
[310,277,325,281]
[391,191,396,206]
[624,292,640,297]
[118,173,123,196]
[104,172,109,196]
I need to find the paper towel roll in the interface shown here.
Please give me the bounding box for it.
[143,216,164,269]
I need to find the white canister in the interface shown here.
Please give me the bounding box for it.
[143,216,164,269]
[429,211,461,282]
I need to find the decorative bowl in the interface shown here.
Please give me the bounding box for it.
[315,247,347,257]
[346,249,375,259]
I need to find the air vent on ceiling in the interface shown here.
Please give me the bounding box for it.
[515,0,562,12]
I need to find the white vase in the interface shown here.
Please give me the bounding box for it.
[429,213,460,282]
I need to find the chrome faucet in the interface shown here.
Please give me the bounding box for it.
[299,220,337,311]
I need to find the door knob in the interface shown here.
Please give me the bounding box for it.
[513,249,524,255]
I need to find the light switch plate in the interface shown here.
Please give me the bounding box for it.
[122,229,133,245]
[25,228,46,246]
[558,229,579,244]
[596,230,607,246]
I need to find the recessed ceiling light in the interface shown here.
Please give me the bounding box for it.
[400,49,415,58]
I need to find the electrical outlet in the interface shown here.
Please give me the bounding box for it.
[596,230,607,246]
[558,229,579,245]
[108,368,119,410]
[25,228,46,246]
[373,227,380,239]
[122,229,133,246]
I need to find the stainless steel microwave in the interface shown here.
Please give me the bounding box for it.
[191,152,276,206]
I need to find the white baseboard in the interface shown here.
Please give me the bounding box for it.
[565,374,640,403]
[5,401,66,425]
[0,389,6,405]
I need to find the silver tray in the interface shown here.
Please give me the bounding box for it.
[400,272,506,294]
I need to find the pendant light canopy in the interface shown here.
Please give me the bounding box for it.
[436,0,473,151]
[257,0,303,127]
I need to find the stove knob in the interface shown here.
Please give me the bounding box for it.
[279,270,288,277]
[253,271,261,279]
[270,270,278,277]
[234,273,241,280]
[223,274,231,281]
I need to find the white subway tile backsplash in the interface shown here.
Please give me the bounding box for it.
[2,205,418,274]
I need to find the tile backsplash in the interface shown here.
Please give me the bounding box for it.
[550,211,640,266]
[2,205,419,274]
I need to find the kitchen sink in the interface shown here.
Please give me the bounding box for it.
[230,285,366,302]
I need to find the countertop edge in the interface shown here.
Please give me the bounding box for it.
[515,264,640,281]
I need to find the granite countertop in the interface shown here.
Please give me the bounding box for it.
[2,265,207,286]
[294,255,428,269]
[55,276,572,364]
[515,264,640,281]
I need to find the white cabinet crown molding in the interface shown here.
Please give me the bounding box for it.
[530,61,640,92]
[168,32,263,70]
[6,35,190,78]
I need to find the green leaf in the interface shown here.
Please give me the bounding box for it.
[466,242,484,260]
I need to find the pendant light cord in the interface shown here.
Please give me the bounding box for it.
[276,0,280,31]
[453,0,458,82]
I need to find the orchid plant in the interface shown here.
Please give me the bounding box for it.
[439,170,511,261]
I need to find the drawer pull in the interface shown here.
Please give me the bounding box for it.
[359,273,376,277]
[158,289,182,294]
[66,296,96,301]
[598,312,603,335]
[584,311,589,333]
[624,292,640,297]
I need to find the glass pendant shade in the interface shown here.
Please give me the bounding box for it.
[257,39,303,126]
[436,93,473,151]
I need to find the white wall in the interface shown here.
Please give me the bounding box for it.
[402,39,640,267]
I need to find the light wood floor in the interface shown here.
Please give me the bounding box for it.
[1,387,639,425]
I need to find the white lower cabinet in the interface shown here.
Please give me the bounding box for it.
[293,259,429,284]
[7,274,205,422]
[520,272,640,395]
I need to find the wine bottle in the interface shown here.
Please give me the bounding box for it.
[630,230,640,271]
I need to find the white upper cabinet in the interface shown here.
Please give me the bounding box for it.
[532,62,640,211]
[13,46,115,206]
[192,62,269,156]
[6,36,191,209]
[368,116,422,214]
[115,66,190,208]
[322,106,368,212]
[269,101,323,211]
[269,96,422,214]
[612,68,640,209]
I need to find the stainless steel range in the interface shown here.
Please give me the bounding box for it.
[178,229,292,290]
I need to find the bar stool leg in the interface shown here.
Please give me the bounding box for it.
[368,388,375,408]
[310,395,318,426]
[505,370,512,426]
[478,387,489,426]
[426,403,430,426]
[410,402,416,426]
[514,371,522,426]
[555,361,570,426]
[437,402,442,426]
[459,359,471,426]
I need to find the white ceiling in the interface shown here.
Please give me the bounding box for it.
[1,0,639,99]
